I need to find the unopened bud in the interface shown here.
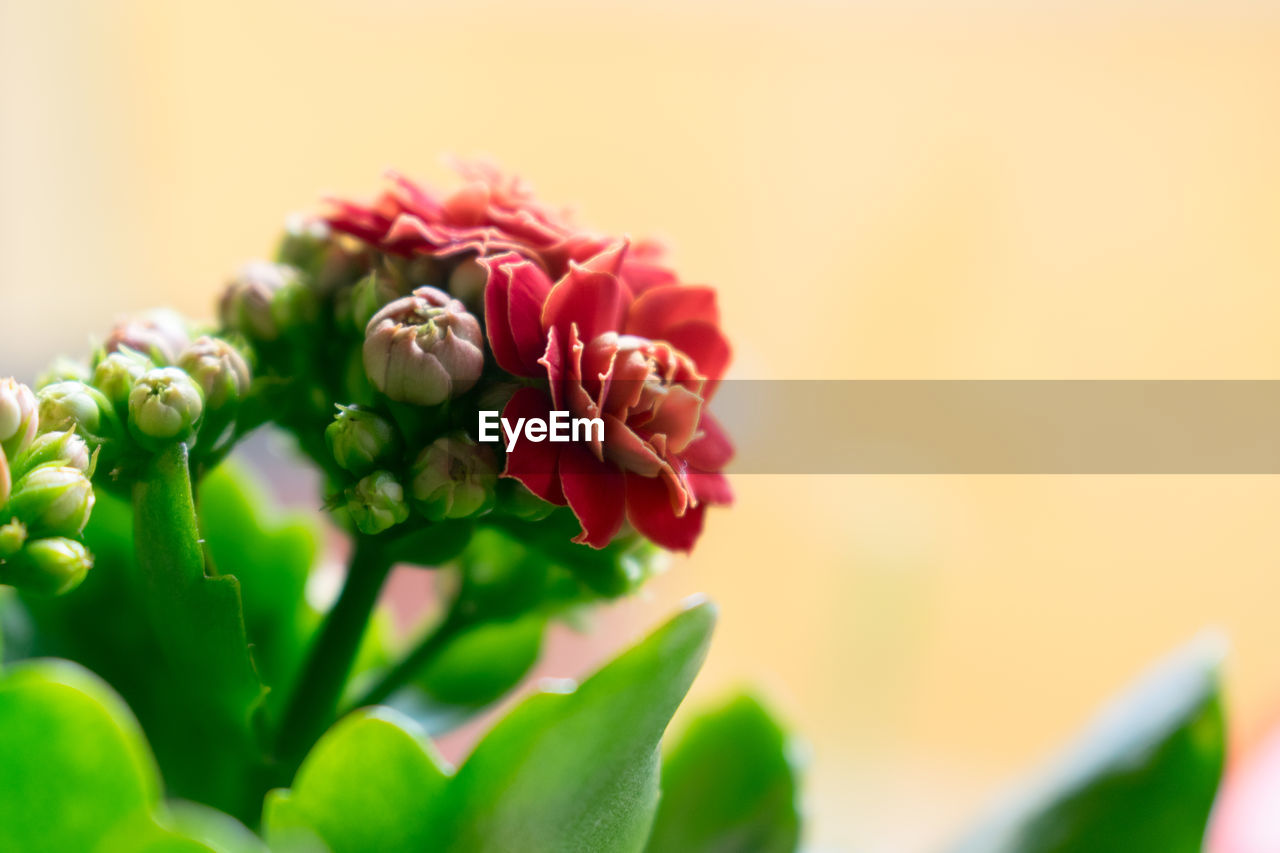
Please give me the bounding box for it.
[0,378,39,457]
[91,348,153,411]
[496,478,556,522]
[37,382,120,446]
[0,537,93,596]
[447,258,487,309]
[345,470,409,535]
[177,336,251,410]
[325,406,398,476]
[348,271,409,333]
[104,309,190,365]
[409,433,497,521]
[6,465,95,538]
[13,431,92,477]
[0,447,10,507]
[362,286,484,406]
[219,261,311,341]
[128,368,205,446]
[36,358,91,390]
[0,519,25,558]
[276,214,331,273]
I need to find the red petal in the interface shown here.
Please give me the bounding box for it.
[490,254,554,375]
[560,445,626,548]
[688,471,733,505]
[542,264,628,343]
[682,412,733,472]
[481,254,532,376]
[661,320,732,391]
[626,285,720,341]
[625,473,707,552]
[538,326,566,411]
[501,389,565,505]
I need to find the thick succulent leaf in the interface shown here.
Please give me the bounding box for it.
[263,707,451,853]
[197,463,321,717]
[129,444,269,821]
[430,598,717,853]
[952,635,1226,853]
[645,693,802,853]
[0,659,256,853]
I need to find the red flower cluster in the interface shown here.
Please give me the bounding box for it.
[326,165,732,551]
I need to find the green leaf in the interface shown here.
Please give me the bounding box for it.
[264,707,451,853]
[431,597,718,853]
[952,635,1226,853]
[197,462,321,718]
[645,693,802,853]
[0,659,257,853]
[130,443,269,821]
[401,613,546,734]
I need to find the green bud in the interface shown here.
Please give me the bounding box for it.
[0,519,26,559]
[104,309,191,365]
[0,537,92,596]
[496,478,556,522]
[36,357,91,390]
[349,271,409,332]
[6,465,95,537]
[345,470,409,535]
[409,432,497,521]
[325,406,398,476]
[177,336,251,410]
[276,214,331,273]
[91,347,154,411]
[13,430,92,478]
[37,382,120,446]
[128,368,205,446]
[0,377,39,458]
[447,258,487,310]
[219,261,312,341]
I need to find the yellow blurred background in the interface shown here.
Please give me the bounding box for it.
[3,1,1280,849]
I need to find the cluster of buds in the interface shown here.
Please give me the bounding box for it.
[0,378,95,596]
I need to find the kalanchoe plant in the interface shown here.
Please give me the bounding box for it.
[0,164,815,853]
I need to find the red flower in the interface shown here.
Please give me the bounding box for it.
[325,165,732,551]
[481,243,732,552]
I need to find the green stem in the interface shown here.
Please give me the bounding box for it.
[275,535,392,773]
[347,600,474,711]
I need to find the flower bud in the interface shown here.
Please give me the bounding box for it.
[0,519,26,558]
[0,537,93,596]
[104,309,190,365]
[447,258,487,309]
[276,214,331,273]
[495,478,556,522]
[409,433,497,521]
[91,348,153,411]
[13,430,92,477]
[348,270,409,333]
[362,286,484,406]
[37,382,120,446]
[345,470,409,535]
[177,336,251,410]
[0,378,39,458]
[219,261,311,341]
[128,368,205,446]
[6,465,95,538]
[325,406,398,476]
[36,358,91,390]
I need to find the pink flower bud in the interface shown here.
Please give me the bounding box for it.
[219,261,307,341]
[362,286,484,406]
[104,309,191,365]
[0,378,38,458]
[177,336,251,410]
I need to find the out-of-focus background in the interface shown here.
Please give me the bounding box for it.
[3,1,1280,849]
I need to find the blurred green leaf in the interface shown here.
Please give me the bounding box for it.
[263,707,451,853]
[952,635,1226,853]
[646,693,802,853]
[430,597,717,853]
[0,659,257,853]
[197,462,321,718]
[397,613,545,735]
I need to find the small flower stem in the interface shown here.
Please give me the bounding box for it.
[346,598,474,712]
[274,535,392,774]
